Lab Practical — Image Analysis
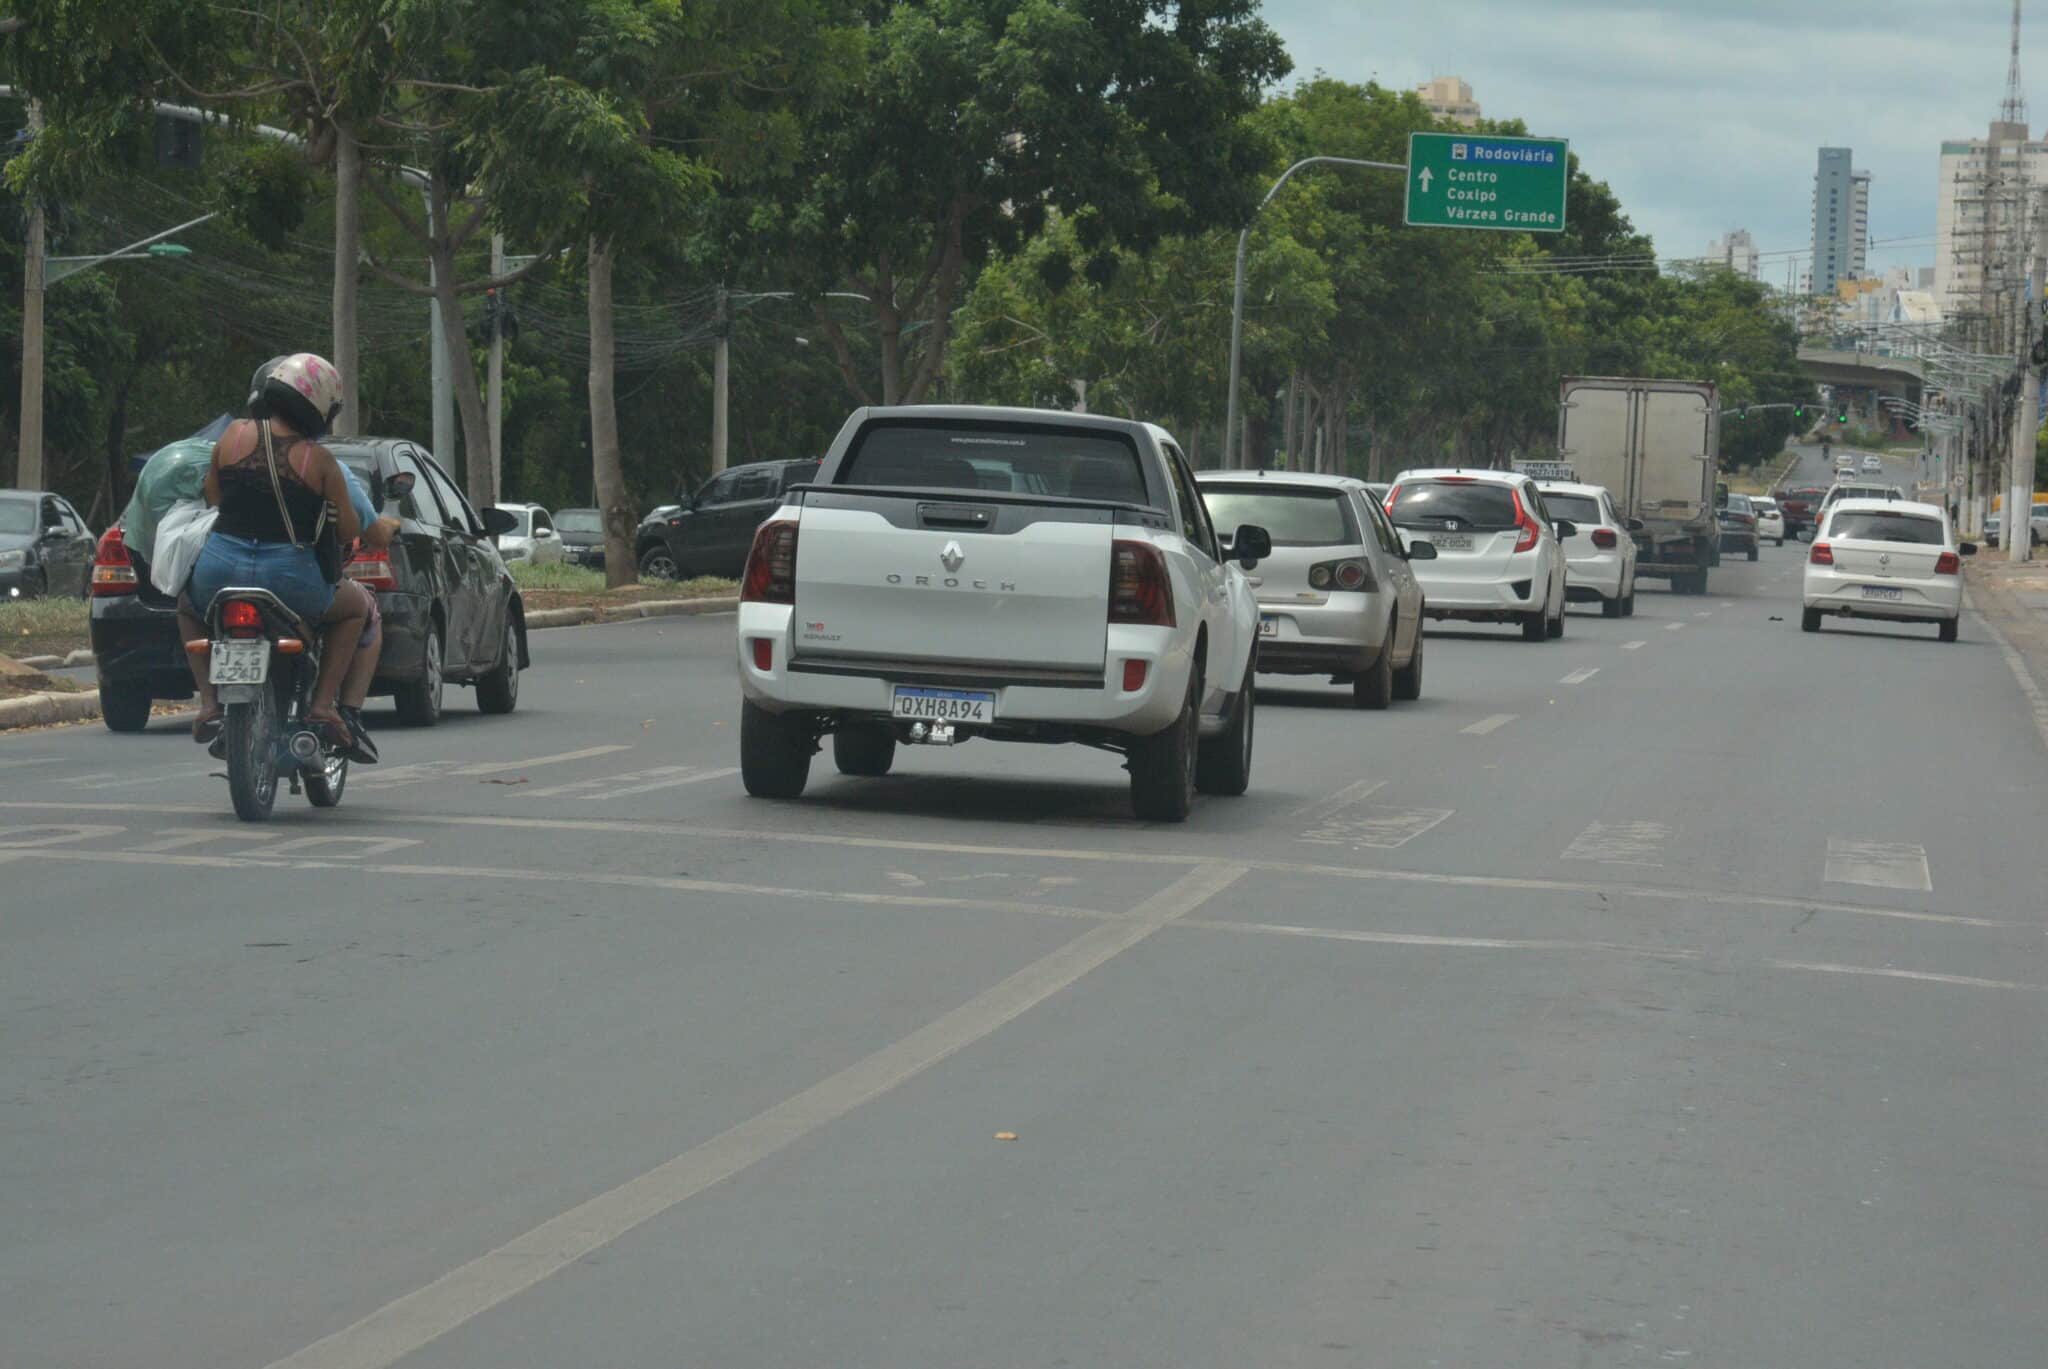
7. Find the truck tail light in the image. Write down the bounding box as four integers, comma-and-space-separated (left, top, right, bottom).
344, 548, 398, 592
1591, 528, 1618, 549
91, 526, 137, 596
1511, 490, 1540, 554
1935, 551, 1960, 575
1809, 542, 1834, 566
741, 521, 799, 604
1109, 540, 1176, 627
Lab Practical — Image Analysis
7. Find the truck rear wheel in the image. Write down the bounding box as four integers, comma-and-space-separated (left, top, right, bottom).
1131, 668, 1199, 822
1195, 656, 1254, 797
741, 700, 814, 798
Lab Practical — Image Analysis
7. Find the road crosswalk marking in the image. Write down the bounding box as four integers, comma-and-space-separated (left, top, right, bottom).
1825, 839, 1932, 892
1559, 667, 1600, 685
1665, 622, 1686, 632
1300, 803, 1454, 850
1460, 713, 1516, 735
1562, 820, 1669, 866
1620, 641, 1647, 651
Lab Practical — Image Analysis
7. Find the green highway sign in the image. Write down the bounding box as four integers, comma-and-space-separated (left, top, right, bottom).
1404, 132, 1570, 234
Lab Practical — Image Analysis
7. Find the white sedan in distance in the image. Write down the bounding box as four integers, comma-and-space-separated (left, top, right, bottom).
1862, 454, 1884, 472
1803, 498, 1975, 642
1536, 480, 1638, 617
1751, 495, 1786, 546
489, 503, 566, 566
1198, 471, 1431, 708
1386, 469, 1576, 641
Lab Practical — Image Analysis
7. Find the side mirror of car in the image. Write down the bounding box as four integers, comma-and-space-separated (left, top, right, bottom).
384, 471, 417, 501
1232, 523, 1272, 569
535, 526, 555, 538
1959, 542, 1979, 557
1554, 520, 1578, 540
1406, 539, 1439, 561
479, 506, 521, 537
1625, 518, 1645, 533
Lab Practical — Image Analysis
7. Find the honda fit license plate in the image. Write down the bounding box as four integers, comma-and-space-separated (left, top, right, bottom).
892, 686, 993, 723
209, 639, 269, 685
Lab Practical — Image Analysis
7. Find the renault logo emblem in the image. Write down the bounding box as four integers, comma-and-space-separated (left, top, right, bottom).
940, 541, 966, 572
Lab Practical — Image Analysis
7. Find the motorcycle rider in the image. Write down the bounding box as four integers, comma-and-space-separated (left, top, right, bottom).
180, 354, 371, 750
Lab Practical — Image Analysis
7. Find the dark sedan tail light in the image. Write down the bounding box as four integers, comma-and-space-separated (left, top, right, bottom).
91, 527, 138, 596
344, 548, 398, 592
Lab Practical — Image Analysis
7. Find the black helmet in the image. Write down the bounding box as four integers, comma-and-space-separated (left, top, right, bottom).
247, 353, 344, 437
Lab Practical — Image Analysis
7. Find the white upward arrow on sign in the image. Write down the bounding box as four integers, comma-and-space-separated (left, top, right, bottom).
1417, 167, 1435, 193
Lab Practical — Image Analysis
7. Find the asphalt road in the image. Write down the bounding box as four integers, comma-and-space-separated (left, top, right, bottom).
5, 538, 2047, 1368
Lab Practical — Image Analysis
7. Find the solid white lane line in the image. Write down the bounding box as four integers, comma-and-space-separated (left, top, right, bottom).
1461, 714, 1517, 735
584, 767, 740, 801
1620, 641, 1647, 651
448, 745, 634, 777
0, 757, 63, 769
257, 864, 1249, 1369
1766, 960, 2044, 992
1562, 820, 1670, 866
1286, 777, 1387, 822
1559, 667, 1600, 685
517, 765, 700, 798
1665, 623, 1687, 632
1183, 918, 1697, 960
1825, 839, 1932, 893
0, 803, 2014, 931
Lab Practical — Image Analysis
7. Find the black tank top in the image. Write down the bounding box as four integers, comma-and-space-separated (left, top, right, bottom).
215, 426, 328, 544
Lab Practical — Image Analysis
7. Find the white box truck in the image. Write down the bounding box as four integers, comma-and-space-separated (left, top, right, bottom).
1556, 377, 1719, 595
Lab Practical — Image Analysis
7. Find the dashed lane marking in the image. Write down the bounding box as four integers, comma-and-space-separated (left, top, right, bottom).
449, 745, 633, 777
0, 823, 125, 848
1461, 714, 1517, 735
1693, 610, 1712, 617
516, 765, 734, 800
0, 756, 63, 769
1559, 667, 1600, 685
1825, 839, 1932, 893
0, 804, 2014, 931
1764, 960, 2045, 993
1183, 918, 1697, 960
253, 863, 1250, 1369
1620, 641, 1647, 651
1286, 777, 1387, 822
1562, 820, 1670, 866
359, 745, 636, 791
1665, 623, 1687, 632
579, 767, 740, 801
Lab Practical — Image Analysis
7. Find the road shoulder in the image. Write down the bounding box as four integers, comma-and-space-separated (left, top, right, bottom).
1964, 559, 2048, 749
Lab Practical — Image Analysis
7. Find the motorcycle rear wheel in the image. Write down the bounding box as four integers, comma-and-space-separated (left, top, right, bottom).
225, 684, 281, 822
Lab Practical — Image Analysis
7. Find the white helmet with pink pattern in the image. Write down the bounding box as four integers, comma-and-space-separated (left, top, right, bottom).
248, 352, 344, 437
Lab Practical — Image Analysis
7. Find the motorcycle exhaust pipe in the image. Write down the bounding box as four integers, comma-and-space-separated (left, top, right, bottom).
287, 730, 323, 765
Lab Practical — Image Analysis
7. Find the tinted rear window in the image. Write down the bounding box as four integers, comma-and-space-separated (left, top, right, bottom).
555, 510, 601, 533
839, 422, 1149, 503
1391, 480, 1518, 529
1200, 487, 1356, 547
1829, 512, 1945, 544
1541, 493, 1602, 523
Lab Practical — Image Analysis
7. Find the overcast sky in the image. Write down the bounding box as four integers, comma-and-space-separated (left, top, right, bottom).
1261, 1, 2019, 281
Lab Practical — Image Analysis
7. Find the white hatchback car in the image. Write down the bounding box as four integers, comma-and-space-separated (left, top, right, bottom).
1750, 495, 1786, 545
1387, 469, 1575, 641
1803, 498, 1975, 641
1198, 471, 1430, 708
1862, 454, 1884, 472
489, 503, 566, 566
1536, 480, 1638, 618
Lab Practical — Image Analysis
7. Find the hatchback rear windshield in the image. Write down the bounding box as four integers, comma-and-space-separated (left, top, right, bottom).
1724, 495, 1753, 514
1390, 480, 1519, 530
555, 510, 601, 533
838, 423, 1149, 503
1199, 487, 1356, 547
1829, 511, 1945, 545
1541, 493, 1602, 523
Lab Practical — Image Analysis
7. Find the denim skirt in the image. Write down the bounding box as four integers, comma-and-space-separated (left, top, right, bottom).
188, 533, 335, 623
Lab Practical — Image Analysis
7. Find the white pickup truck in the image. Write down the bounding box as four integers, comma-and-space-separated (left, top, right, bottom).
735, 406, 1271, 820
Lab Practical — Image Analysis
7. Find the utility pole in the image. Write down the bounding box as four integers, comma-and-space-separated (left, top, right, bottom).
14, 101, 45, 492
711, 285, 730, 475
487, 233, 506, 501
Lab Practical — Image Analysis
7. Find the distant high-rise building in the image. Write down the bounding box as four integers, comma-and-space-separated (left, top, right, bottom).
1810, 148, 1871, 295
1415, 76, 1481, 127
1934, 121, 2048, 320
1705, 229, 1761, 279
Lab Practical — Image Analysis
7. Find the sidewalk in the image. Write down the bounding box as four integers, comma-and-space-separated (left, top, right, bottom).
1963, 558, 2048, 750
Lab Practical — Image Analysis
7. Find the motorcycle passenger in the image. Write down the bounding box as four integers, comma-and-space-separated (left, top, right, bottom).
180, 354, 368, 748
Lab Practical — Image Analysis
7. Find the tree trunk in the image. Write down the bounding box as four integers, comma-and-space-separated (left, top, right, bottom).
874, 257, 903, 406
1282, 374, 1298, 468
103, 374, 132, 519
425, 172, 495, 509
331, 127, 362, 436
588, 238, 633, 588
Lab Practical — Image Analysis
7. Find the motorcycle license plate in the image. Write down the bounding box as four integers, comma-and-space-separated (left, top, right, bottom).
891, 686, 993, 723
210, 639, 270, 685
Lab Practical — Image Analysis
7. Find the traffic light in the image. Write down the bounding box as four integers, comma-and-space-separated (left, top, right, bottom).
1793, 405, 1804, 419
1736, 407, 1747, 420
1837, 406, 1849, 423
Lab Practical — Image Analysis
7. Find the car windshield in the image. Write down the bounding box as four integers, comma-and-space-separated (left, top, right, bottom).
1390, 480, 1518, 530
1541, 493, 1602, 523
839, 422, 1149, 503
0, 499, 37, 535
555, 510, 601, 533
1830, 511, 1946, 545
1200, 487, 1355, 547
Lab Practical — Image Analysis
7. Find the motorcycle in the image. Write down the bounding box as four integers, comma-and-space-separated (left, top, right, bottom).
199, 588, 349, 820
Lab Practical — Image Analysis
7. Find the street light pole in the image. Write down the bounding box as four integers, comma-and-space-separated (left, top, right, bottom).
711, 285, 730, 475
1224, 156, 1405, 470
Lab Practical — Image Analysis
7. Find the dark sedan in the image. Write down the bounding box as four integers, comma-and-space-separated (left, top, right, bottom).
90, 437, 529, 732
0, 490, 95, 600
555, 507, 605, 567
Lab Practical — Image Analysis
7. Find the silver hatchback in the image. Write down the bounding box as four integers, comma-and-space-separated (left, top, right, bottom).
1197, 472, 1432, 708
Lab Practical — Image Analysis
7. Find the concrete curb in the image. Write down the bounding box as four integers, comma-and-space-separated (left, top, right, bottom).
0, 689, 101, 731
525, 596, 738, 630
9, 649, 93, 670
